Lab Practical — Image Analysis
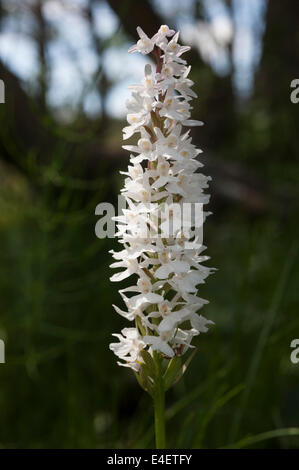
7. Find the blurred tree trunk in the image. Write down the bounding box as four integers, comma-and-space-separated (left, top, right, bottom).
253, 1, 299, 164
87, 1, 111, 123
0, 58, 47, 158
193, 0, 236, 153
32, 0, 49, 112
106, 0, 164, 38
255, 1, 299, 105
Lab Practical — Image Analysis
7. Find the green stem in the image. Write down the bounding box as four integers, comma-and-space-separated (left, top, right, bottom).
153, 353, 166, 449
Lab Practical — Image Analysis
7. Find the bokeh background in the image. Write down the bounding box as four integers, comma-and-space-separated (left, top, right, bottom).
0, 0, 298, 449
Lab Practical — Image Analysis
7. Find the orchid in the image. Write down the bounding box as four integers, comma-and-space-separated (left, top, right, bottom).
109, 25, 215, 449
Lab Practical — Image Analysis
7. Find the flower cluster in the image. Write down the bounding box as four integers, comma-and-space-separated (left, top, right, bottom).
109, 25, 215, 375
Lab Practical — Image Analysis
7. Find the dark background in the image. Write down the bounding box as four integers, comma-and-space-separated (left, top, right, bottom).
0, 0, 298, 449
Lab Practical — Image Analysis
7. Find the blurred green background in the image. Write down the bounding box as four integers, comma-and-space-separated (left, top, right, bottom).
0, 0, 298, 449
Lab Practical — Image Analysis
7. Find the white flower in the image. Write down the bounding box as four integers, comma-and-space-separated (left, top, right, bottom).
152, 25, 176, 46
171, 328, 198, 355
175, 66, 197, 98
109, 25, 214, 370
128, 27, 154, 55
144, 333, 175, 358
159, 310, 214, 335
155, 252, 189, 280
110, 258, 143, 282
110, 328, 145, 371
158, 86, 192, 122
163, 32, 191, 59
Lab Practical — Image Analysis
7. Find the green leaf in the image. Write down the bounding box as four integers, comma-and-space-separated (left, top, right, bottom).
134, 367, 154, 397
140, 364, 154, 397
134, 371, 148, 393
172, 348, 198, 387
223, 427, 299, 449
193, 383, 244, 447
136, 316, 146, 336
166, 367, 229, 421
163, 356, 182, 391
140, 350, 156, 379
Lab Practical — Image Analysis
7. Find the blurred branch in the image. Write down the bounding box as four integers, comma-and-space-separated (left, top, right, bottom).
200, 153, 294, 215
0, 55, 293, 214
88, 146, 295, 215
